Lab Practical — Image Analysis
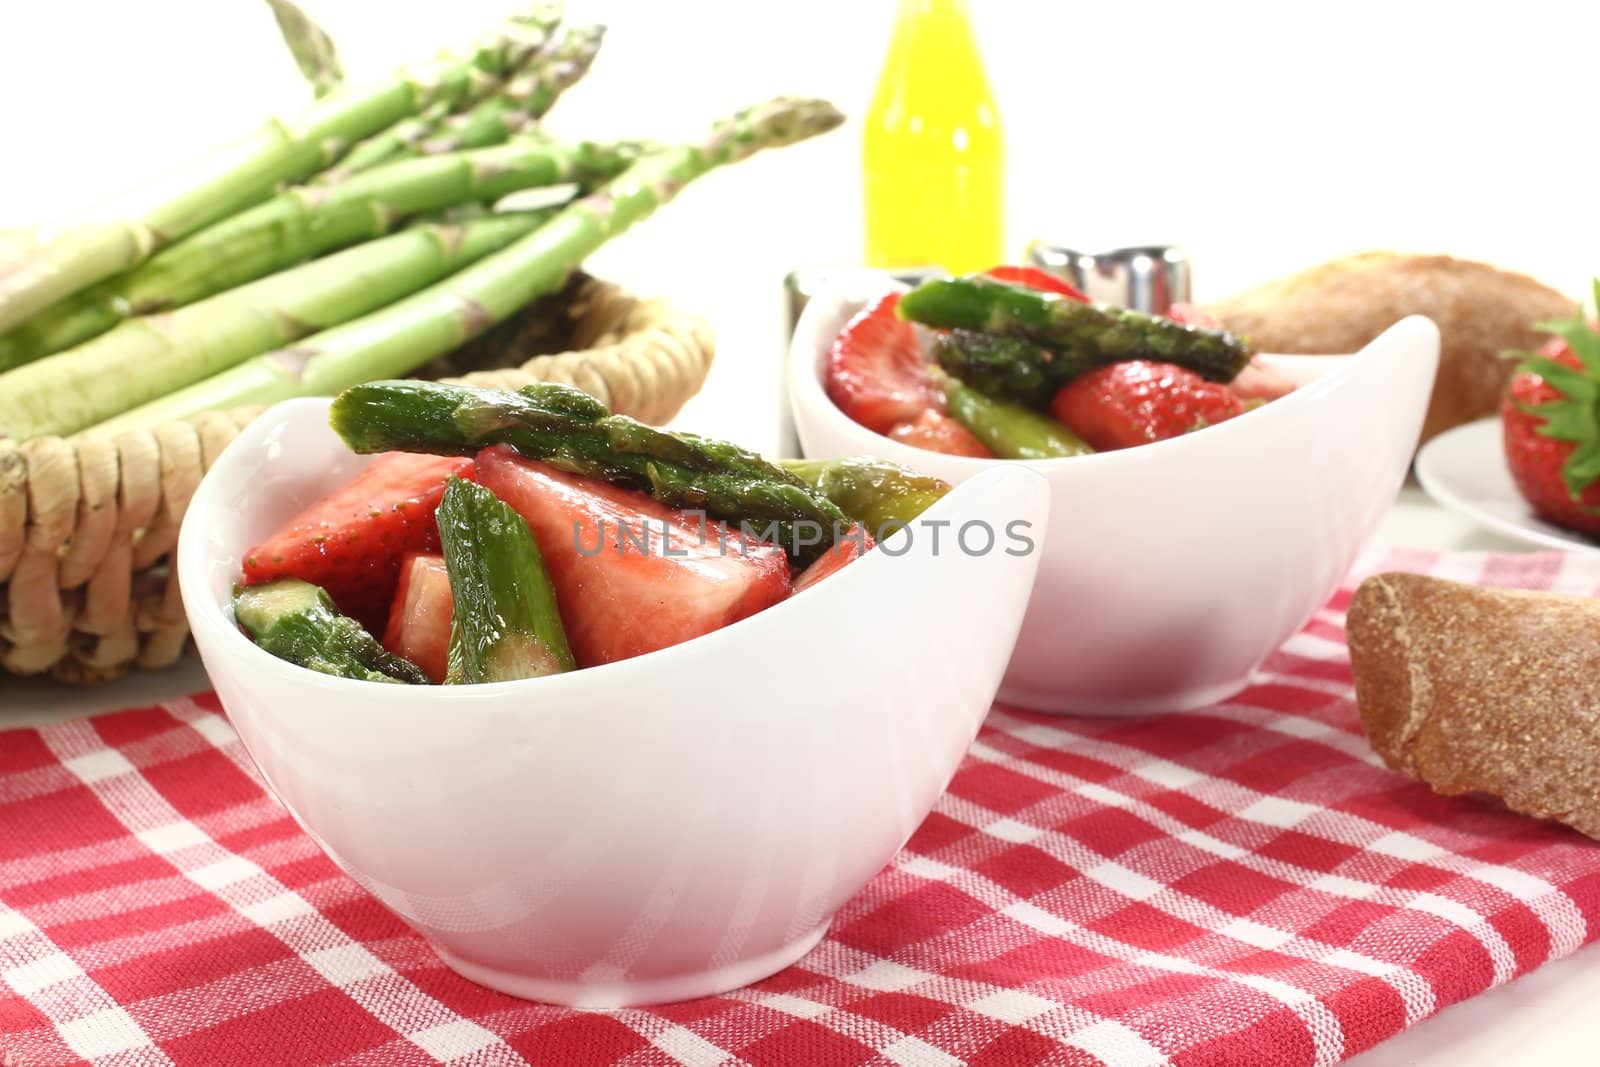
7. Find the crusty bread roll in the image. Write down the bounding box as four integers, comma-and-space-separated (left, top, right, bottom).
1347, 571, 1600, 839
1206, 254, 1573, 443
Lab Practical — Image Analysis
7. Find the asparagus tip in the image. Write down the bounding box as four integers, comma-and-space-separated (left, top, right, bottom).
710, 97, 846, 161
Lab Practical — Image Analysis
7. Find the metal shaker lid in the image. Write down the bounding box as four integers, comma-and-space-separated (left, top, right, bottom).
1026, 243, 1192, 314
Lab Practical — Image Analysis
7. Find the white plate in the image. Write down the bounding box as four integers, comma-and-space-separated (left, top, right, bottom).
789, 271, 1439, 714
1415, 417, 1600, 555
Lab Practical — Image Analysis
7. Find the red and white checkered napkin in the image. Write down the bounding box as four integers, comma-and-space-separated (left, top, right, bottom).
5, 549, 1600, 1067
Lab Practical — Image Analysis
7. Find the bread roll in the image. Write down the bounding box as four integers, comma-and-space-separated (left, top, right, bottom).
1206, 254, 1573, 442
1347, 571, 1600, 838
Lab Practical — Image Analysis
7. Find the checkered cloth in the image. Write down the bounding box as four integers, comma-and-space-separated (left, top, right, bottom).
4, 549, 1600, 1067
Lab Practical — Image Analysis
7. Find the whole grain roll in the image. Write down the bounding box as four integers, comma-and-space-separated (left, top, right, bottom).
1347, 571, 1600, 839
1206, 254, 1574, 443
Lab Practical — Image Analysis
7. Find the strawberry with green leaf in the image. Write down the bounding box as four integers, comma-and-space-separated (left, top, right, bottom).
1502, 282, 1600, 536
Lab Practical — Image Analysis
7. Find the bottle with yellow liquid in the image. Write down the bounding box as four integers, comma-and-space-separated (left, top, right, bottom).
863, 0, 1004, 274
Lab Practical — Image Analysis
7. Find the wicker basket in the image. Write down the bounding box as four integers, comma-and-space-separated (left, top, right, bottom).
0, 274, 714, 683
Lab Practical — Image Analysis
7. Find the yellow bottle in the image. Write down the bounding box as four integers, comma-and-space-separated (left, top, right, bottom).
862, 0, 1004, 274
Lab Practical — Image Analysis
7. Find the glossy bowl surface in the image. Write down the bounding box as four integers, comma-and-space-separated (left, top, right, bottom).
789, 273, 1439, 714
178, 397, 1049, 1005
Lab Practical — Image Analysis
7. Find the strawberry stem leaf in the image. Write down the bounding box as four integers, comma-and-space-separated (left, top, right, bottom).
1520, 290, 1600, 502
1534, 310, 1600, 375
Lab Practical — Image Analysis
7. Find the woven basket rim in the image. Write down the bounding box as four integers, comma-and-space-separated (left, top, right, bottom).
0, 273, 715, 683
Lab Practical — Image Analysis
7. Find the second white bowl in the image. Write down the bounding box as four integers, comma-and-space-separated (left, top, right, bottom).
789, 275, 1439, 715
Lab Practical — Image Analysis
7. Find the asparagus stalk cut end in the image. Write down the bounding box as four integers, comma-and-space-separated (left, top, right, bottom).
234, 578, 427, 683
436, 477, 575, 682
777, 457, 951, 537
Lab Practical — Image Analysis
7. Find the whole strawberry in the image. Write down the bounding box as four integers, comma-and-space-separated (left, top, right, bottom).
1051, 359, 1247, 451
1502, 295, 1600, 536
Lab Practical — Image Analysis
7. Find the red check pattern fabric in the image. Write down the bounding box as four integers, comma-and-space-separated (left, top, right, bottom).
4, 548, 1600, 1067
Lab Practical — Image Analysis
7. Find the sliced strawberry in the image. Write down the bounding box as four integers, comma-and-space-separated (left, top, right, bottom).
1165, 302, 1223, 330
474, 446, 792, 667
1051, 360, 1248, 451
984, 264, 1091, 302
887, 409, 995, 458
794, 526, 874, 594
242, 453, 474, 630
1227, 359, 1297, 402
826, 291, 944, 433
382, 553, 453, 683
1166, 303, 1295, 400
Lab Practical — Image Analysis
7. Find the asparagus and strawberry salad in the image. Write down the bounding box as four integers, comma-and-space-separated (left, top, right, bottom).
233, 381, 948, 684
826, 266, 1297, 457
0, 2, 842, 441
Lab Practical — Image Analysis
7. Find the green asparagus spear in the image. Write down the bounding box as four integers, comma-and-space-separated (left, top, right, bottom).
112, 97, 845, 424
942, 376, 1094, 460
7, 213, 549, 441
421, 25, 606, 156
444, 625, 469, 685
329, 380, 850, 559
934, 329, 1091, 408
234, 579, 427, 683
899, 277, 1253, 383
265, 0, 343, 97
777, 457, 950, 537
0, 5, 564, 336
328, 98, 462, 182
313, 5, 565, 179
0, 137, 639, 368
435, 477, 574, 682
323, 17, 595, 181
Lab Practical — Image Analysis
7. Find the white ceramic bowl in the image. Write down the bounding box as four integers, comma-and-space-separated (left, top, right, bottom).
177, 397, 1048, 1006
789, 274, 1439, 715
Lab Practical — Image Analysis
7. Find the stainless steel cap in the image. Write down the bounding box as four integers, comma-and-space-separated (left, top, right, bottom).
1026, 243, 1192, 314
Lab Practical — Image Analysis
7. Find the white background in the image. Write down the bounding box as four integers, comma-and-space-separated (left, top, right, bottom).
2, 2, 1598, 1063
